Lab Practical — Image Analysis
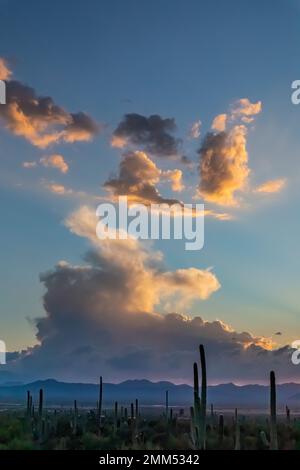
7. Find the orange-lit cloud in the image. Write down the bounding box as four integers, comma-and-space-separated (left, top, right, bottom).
211, 113, 227, 132
104, 151, 230, 219
104, 150, 184, 205
111, 135, 128, 148
0, 58, 100, 148
199, 98, 262, 206
231, 98, 262, 123
0, 58, 12, 80
162, 169, 184, 192
199, 125, 249, 206
254, 178, 287, 194
6, 206, 294, 383
65, 205, 220, 311
40, 154, 69, 173
45, 183, 72, 196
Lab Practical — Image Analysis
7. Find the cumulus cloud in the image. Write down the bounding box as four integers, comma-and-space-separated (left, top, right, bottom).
23, 154, 69, 173
104, 151, 230, 219
162, 169, 184, 192
4, 207, 296, 383
189, 120, 201, 139
0, 58, 12, 80
198, 125, 250, 206
254, 178, 286, 194
111, 113, 181, 158
0, 59, 100, 148
231, 98, 262, 123
104, 150, 184, 205
40, 154, 69, 173
211, 113, 227, 132
198, 98, 263, 206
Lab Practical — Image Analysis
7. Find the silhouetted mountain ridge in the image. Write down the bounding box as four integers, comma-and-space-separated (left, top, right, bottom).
1, 379, 300, 408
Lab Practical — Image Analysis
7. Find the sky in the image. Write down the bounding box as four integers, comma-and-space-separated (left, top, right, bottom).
0, 0, 300, 384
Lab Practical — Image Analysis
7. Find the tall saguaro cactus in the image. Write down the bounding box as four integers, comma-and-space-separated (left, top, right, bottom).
73, 399, 78, 435
191, 344, 207, 450
38, 388, 44, 442
38, 389, 43, 418
270, 370, 278, 450
98, 376, 103, 433
165, 390, 169, 422
193, 362, 200, 447
218, 414, 224, 448
234, 408, 240, 450
114, 401, 118, 432
286, 405, 290, 425
199, 344, 207, 449
135, 398, 139, 432
26, 391, 31, 417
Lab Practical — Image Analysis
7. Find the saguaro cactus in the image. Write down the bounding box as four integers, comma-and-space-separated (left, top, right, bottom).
114, 401, 118, 432
98, 376, 103, 433
190, 406, 196, 447
193, 362, 201, 447
218, 414, 224, 448
130, 402, 136, 443
191, 345, 207, 450
38, 388, 43, 418
234, 408, 240, 450
26, 391, 31, 417
135, 398, 139, 432
165, 390, 169, 422
38, 389, 44, 442
270, 370, 278, 450
73, 400, 78, 435
199, 344, 207, 449
131, 402, 134, 421
286, 405, 290, 424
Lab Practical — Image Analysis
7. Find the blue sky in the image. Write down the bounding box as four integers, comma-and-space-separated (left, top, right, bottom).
0, 0, 300, 382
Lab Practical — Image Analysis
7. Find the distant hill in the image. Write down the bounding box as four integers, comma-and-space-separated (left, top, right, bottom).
1, 379, 300, 409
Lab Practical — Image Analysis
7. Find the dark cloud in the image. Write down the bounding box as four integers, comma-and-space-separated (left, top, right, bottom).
0, 77, 100, 148
111, 113, 181, 158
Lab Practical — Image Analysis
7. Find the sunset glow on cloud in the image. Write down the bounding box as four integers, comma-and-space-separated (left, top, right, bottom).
254, 178, 287, 194
0, 0, 298, 390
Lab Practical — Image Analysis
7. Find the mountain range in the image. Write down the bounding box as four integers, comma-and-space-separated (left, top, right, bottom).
1, 379, 300, 409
